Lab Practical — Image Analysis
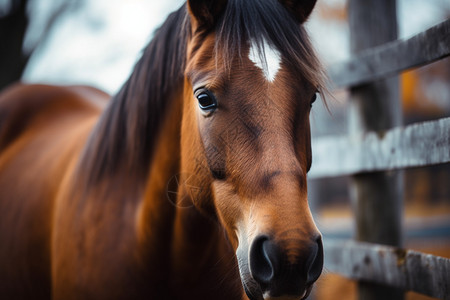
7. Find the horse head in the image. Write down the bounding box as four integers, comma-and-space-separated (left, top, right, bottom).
179, 0, 325, 299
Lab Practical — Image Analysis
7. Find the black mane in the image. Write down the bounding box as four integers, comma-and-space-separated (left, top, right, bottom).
78, 4, 188, 187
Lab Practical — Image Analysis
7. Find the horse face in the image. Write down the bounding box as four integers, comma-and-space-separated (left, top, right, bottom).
185, 1, 323, 299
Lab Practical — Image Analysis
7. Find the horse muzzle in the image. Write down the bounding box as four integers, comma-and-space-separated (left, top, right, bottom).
238, 234, 323, 300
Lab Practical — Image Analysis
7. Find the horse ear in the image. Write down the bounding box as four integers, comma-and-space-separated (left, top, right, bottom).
279, 0, 317, 23
187, 0, 227, 31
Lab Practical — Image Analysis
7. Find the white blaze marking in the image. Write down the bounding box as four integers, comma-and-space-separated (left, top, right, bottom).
248, 39, 281, 82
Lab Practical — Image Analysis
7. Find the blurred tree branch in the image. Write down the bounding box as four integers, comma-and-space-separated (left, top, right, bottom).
0, 0, 82, 90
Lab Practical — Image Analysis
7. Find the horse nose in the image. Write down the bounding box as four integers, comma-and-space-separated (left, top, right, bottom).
249, 235, 323, 297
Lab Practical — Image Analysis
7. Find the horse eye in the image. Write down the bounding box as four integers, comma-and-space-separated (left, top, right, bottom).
195, 89, 217, 115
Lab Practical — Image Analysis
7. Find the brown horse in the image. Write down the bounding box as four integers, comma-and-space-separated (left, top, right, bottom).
0, 0, 326, 299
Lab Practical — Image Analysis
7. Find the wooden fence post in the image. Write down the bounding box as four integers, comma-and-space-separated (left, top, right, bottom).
348, 0, 404, 299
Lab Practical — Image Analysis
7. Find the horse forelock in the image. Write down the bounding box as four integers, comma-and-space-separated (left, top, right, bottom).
214, 0, 326, 90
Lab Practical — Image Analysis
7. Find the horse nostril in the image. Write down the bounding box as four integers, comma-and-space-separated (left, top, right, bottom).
249, 235, 277, 287
306, 236, 324, 285
248, 235, 323, 297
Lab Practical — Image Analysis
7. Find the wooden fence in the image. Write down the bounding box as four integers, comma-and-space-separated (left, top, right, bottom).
309, 0, 450, 299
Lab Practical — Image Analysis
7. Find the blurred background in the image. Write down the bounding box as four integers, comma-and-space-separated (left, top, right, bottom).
1, 0, 449, 299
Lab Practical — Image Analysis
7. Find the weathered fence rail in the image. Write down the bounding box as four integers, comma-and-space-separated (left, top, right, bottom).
310, 117, 450, 179
329, 19, 450, 88
324, 240, 450, 300
312, 1, 450, 299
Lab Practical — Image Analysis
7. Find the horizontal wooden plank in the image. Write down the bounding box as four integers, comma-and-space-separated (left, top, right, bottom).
329, 19, 450, 88
324, 240, 450, 299
309, 117, 450, 179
